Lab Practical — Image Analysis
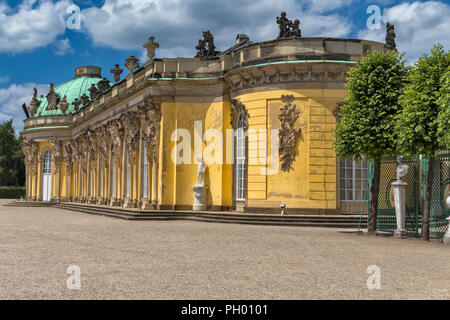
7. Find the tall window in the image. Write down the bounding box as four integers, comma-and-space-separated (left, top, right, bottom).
143, 145, 148, 197
42, 151, 52, 202
235, 113, 246, 201
340, 158, 368, 201
88, 157, 92, 196
126, 151, 131, 198
43, 151, 52, 174
99, 155, 103, 197
111, 157, 116, 197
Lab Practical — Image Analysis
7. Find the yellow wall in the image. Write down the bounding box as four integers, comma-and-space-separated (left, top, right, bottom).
160, 100, 232, 208
235, 89, 347, 210
33, 88, 347, 211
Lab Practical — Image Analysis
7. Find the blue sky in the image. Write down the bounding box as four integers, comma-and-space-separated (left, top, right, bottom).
1, 0, 449, 133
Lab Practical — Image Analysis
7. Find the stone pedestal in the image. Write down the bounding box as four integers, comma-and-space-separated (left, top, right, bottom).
393, 180, 407, 239
444, 217, 450, 245
193, 184, 207, 211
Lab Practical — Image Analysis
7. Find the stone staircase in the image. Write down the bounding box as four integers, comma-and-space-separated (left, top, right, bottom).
3, 201, 367, 228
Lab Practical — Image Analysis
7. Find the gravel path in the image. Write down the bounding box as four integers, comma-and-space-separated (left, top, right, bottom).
0, 199, 449, 300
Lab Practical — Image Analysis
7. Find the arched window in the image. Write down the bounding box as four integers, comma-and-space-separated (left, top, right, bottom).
43, 150, 52, 174
235, 113, 247, 201
42, 150, 52, 201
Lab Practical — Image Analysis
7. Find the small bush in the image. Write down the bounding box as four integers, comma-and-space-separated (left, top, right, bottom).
0, 186, 26, 199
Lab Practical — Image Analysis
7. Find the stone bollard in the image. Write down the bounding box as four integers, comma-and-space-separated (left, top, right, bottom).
393, 180, 407, 238
444, 217, 450, 245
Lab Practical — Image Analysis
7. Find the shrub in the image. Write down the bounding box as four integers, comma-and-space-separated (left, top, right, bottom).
0, 186, 26, 199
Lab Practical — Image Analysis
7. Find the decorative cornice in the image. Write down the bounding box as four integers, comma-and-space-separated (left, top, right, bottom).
230, 99, 249, 129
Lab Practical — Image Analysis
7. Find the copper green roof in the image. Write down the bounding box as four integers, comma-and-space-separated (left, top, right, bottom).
34, 76, 102, 117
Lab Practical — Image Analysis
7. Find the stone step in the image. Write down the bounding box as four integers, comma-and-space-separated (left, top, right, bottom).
56, 203, 367, 228
58, 203, 366, 221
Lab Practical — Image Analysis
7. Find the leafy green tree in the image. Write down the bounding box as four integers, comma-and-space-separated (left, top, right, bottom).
395, 44, 450, 241
334, 50, 408, 232
437, 70, 450, 146
0, 119, 25, 186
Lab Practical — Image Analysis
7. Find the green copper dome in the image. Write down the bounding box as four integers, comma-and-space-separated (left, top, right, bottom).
33, 66, 103, 117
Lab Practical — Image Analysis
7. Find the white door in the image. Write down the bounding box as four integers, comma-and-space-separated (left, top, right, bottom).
42, 151, 52, 202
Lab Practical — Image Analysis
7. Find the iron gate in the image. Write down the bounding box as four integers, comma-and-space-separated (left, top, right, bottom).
361, 156, 420, 236
422, 153, 450, 239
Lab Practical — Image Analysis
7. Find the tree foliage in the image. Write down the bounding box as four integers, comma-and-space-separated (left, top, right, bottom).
437, 70, 450, 147
334, 49, 408, 232
395, 43, 450, 241
0, 119, 25, 186
396, 44, 450, 156
335, 50, 408, 161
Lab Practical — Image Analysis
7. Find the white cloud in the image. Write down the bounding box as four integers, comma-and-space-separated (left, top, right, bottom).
0, 0, 72, 53
54, 38, 74, 55
0, 83, 48, 133
81, 0, 353, 57
358, 1, 450, 64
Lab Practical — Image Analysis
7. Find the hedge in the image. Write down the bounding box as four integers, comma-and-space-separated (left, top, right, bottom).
0, 186, 26, 199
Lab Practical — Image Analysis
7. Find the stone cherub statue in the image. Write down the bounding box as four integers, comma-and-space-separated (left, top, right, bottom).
396, 156, 409, 181
276, 12, 301, 39
197, 155, 205, 186
277, 12, 291, 38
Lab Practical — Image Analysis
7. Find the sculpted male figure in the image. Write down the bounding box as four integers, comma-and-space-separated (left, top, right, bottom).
197, 155, 205, 186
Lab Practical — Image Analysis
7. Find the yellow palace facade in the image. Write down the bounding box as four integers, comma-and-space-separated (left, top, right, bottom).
20, 29, 386, 214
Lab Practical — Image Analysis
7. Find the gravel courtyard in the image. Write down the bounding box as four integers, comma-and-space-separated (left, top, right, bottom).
0, 199, 449, 300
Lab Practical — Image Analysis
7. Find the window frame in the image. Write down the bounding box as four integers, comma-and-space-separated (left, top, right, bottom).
339, 158, 368, 202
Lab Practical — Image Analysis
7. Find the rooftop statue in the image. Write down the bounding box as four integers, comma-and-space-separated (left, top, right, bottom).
143, 36, 159, 60
195, 30, 220, 58
385, 22, 397, 50
110, 64, 123, 83
276, 12, 301, 39
28, 88, 39, 116
125, 55, 140, 72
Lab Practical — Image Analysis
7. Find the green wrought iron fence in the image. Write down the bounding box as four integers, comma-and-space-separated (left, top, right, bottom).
359, 157, 420, 236
421, 153, 450, 239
